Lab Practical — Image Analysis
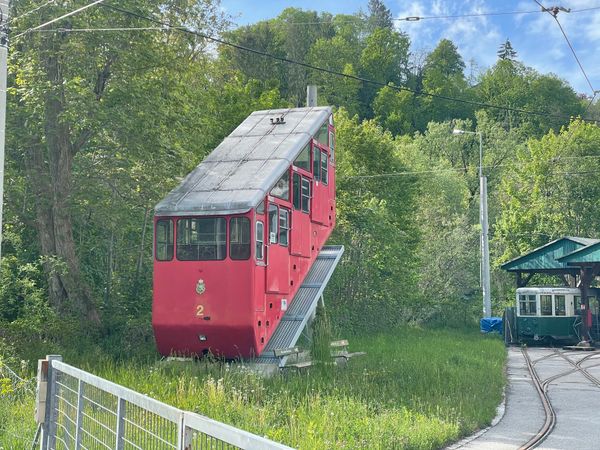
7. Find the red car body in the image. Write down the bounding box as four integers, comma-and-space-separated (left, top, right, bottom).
152, 107, 336, 358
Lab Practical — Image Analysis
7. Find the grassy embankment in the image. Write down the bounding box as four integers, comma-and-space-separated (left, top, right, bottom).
1, 327, 505, 449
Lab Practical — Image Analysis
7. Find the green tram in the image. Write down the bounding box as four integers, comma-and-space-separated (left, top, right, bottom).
504, 287, 600, 344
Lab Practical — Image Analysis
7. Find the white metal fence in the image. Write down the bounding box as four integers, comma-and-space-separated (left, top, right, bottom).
36, 355, 293, 450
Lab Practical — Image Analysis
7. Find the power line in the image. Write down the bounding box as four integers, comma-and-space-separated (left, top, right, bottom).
8, 0, 55, 24
12, 0, 105, 40
400, 5, 600, 21
341, 154, 600, 180
26, 26, 177, 33
229, 5, 600, 27
95, 3, 597, 125
534, 0, 596, 95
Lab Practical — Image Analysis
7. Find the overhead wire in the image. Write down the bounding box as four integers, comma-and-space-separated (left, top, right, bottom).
8, 0, 56, 24
228, 5, 600, 27
13, 2, 600, 123
12, 0, 105, 40
534, 0, 595, 95
82, 3, 597, 125
26, 26, 178, 33
340, 153, 600, 180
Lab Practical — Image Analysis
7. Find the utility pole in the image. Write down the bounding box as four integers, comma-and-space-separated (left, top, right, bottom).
453, 128, 492, 318
0, 0, 9, 265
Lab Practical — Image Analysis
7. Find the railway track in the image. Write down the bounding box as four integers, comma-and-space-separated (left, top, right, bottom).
519, 347, 600, 450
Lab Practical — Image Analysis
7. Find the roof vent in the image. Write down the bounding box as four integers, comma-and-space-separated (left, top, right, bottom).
270, 116, 286, 125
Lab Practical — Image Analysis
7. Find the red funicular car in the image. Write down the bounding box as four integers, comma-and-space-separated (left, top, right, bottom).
153, 107, 336, 358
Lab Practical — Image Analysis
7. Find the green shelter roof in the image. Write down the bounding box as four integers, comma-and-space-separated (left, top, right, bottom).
501, 236, 599, 273
558, 241, 600, 265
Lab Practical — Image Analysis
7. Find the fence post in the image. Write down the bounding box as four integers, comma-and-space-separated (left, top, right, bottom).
36, 357, 49, 450
180, 413, 192, 450
74, 379, 84, 448
115, 397, 126, 449
46, 355, 62, 450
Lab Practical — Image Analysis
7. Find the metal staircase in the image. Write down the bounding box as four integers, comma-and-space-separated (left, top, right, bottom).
254, 245, 344, 367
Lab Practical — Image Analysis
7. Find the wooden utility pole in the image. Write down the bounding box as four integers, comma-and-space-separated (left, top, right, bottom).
0, 0, 9, 265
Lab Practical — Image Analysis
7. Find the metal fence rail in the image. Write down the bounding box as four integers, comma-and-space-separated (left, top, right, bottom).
37, 356, 292, 450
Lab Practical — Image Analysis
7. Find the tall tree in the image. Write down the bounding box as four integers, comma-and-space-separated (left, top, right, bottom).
367, 0, 394, 31
358, 27, 410, 117
477, 59, 584, 134
8, 0, 230, 324
497, 39, 517, 60
419, 39, 472, 125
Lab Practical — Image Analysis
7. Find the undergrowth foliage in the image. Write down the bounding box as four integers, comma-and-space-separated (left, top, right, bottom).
0, 327, 505, 449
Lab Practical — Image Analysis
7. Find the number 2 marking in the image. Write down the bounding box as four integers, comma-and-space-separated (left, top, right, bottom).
196, 305, 204, 317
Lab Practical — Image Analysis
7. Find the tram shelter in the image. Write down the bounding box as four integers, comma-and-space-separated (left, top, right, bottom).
502, 236, 600, 343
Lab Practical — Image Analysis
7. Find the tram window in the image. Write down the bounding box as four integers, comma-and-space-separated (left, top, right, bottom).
256, 201, 265, 215
270, 171, 290, 201
321, 150, 328, 185
255, 221, 264, 261
540, 295, 553, 316
268, 204, 278, 244
317, 122, 328, 146
155, 219, 174, 261
519, 294, 536, 315
313, 146, 320, 180
301, 177, 311, 213
177, 218, 226, 261
554, 295, 566, 316
293, 173, 301, 210
230, 217, 250, 260
279, 209, 289, 246
293, 144, 311, 172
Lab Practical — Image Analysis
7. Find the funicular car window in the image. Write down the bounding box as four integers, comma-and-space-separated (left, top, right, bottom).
230, 217, 250, 260
293, 173, 301, 210
270, 171, 290, 201
321, 150, 328, 185
155, 219, 174, 261
317, 122, 328, 146
554, 295, 566, 316
177, 218, 226, 261
268, 204, 278, 244
255, 221, 264, 261
313, 146, 320, 179
301, 177, 311, 213
519, 294, 536, 315
540, 295, 553, 316
279, 209, 289, 246
293, 144, 311, 172
329, 130, 335, 160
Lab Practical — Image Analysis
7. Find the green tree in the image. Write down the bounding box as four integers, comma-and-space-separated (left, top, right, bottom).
358, 27, 410, 117
367, 0, 394, 31
328, 109, 419, 331
495, 120, 600, 262
497, 39, 518, 60
420, 39, 472, 125
7, 0, 233, 325
477, 59, 584, 134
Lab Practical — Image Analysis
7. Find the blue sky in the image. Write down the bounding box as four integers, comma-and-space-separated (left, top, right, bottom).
220, 0, 600, 96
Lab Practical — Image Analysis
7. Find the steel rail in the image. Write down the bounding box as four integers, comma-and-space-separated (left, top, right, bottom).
554, 349, 600, 387
520, 348, 600, 449
519, 347, 557, 450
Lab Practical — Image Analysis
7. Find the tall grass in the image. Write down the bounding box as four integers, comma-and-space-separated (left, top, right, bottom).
0, 327, 505, 449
